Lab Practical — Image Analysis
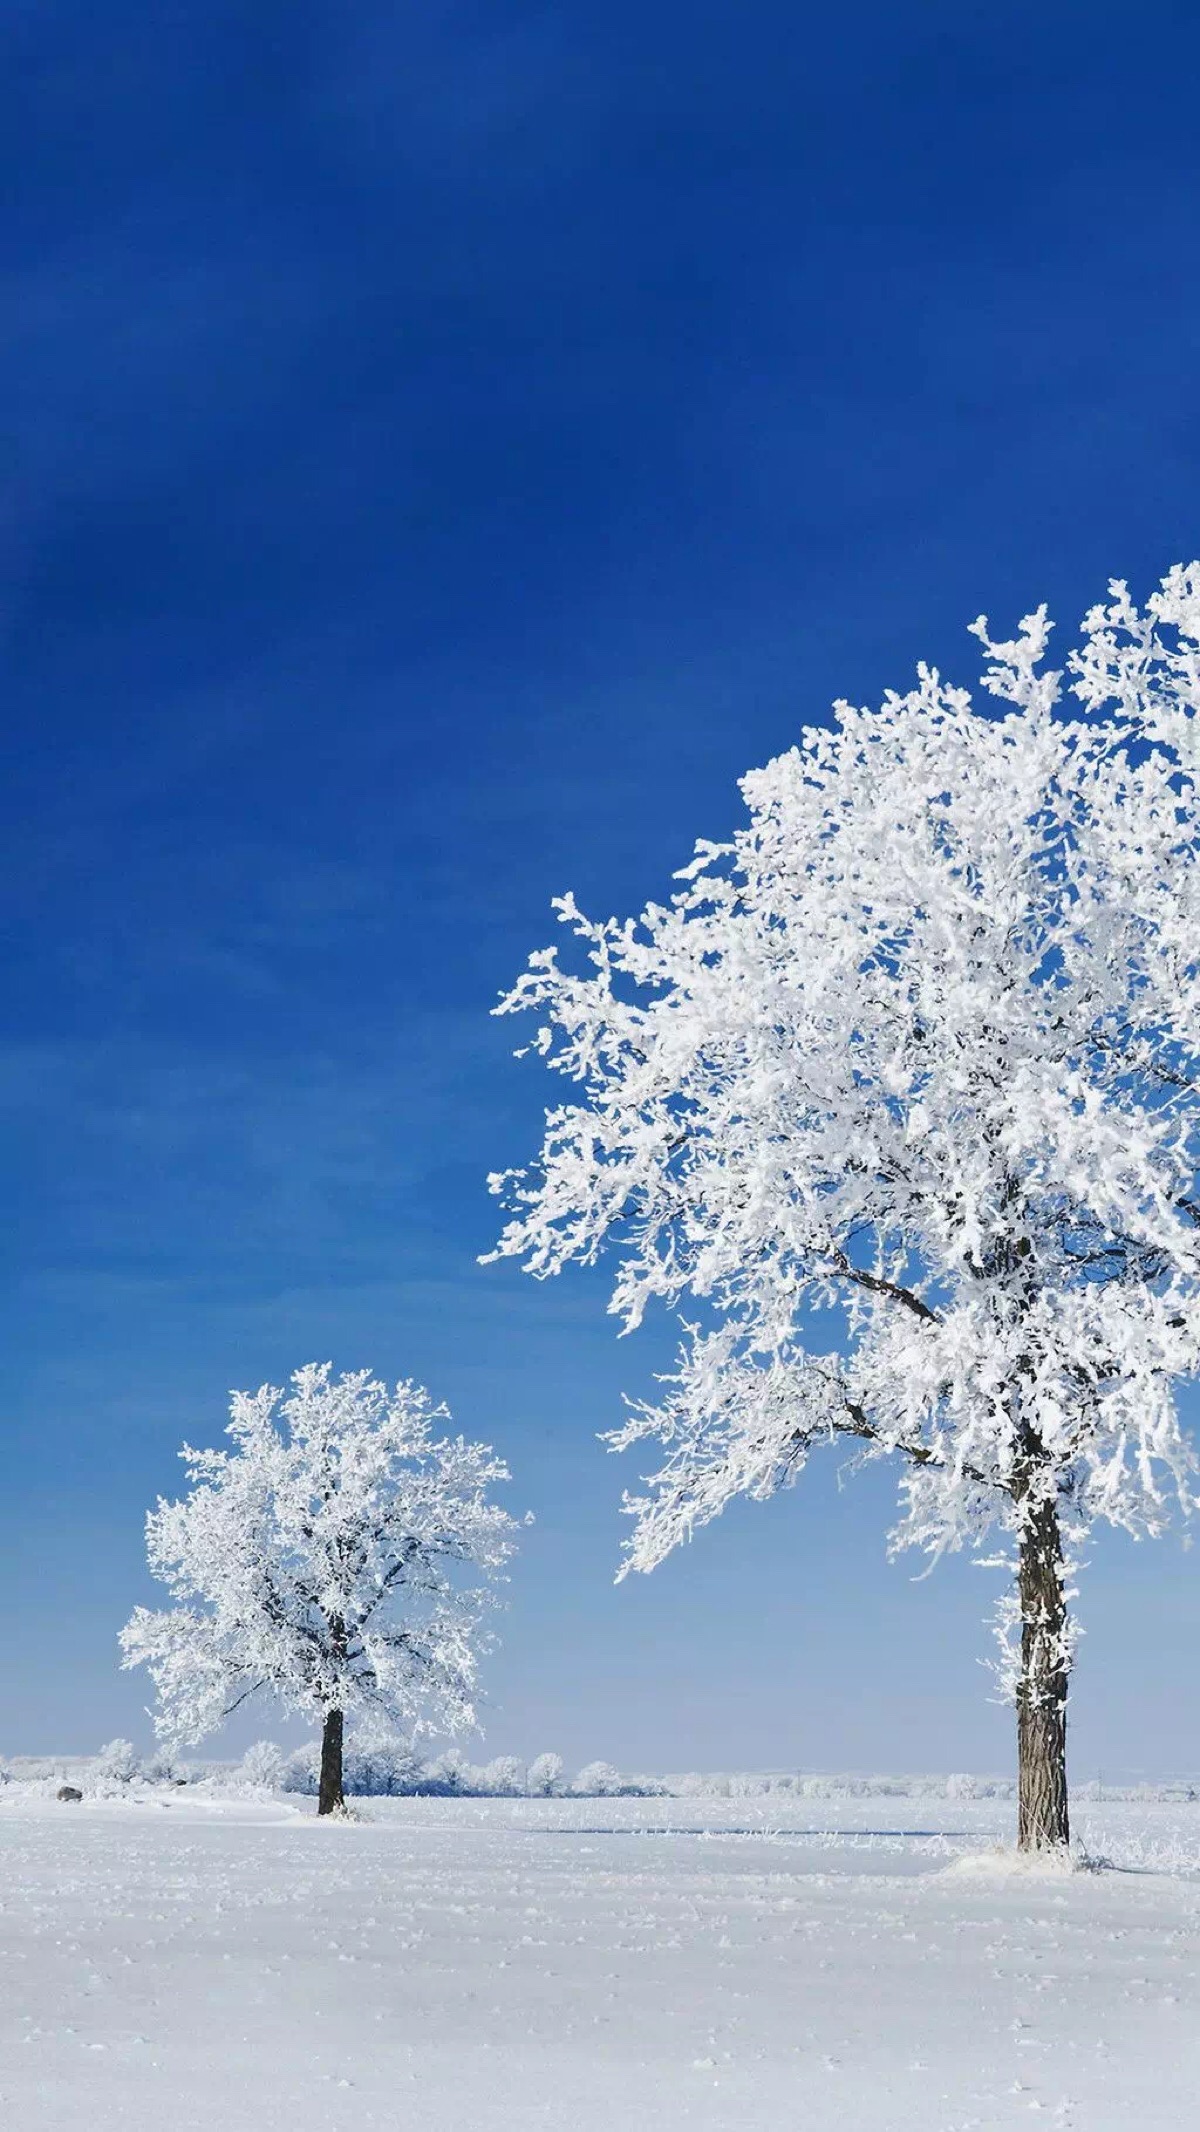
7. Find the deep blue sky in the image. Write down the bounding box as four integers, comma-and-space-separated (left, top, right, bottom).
4, 0, 1200, 1773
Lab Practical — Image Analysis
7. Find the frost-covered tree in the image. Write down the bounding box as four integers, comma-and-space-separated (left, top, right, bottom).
527, 1751, 564, 1796
488, 567, 1200, 1850
121, 1363, 520, 1814
238, 1740, 285, 1791
142, 1748, 183, 1786
94, 1738, 139, 1786
480, 1753, 525, 1795
423, 1748, 469, 1795
573, 1758, 624, 1797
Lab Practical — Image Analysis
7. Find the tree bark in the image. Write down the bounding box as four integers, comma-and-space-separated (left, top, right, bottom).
317, 1706, 345, 1817
1015, 1493, 1070, 1851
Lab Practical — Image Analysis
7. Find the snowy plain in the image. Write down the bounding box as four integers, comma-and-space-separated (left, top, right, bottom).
2, 1787, 1199, 2130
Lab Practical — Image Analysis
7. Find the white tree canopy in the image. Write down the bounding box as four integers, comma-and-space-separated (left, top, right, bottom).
121, 1363, 520, 1748
487, 569, 1200, 1634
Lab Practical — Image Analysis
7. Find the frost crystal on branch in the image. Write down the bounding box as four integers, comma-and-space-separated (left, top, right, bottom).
120, 1364, 521, 1752
487, 568, 1200, 1845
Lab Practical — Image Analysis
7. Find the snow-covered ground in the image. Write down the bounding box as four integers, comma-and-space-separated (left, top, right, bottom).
2, 1787, 1199, 2130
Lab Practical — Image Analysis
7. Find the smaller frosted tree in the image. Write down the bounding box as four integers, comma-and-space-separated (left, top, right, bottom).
527, 1751, 564, 1796
120, 1363, 520, 1814
482, 1753, 526, 1795
238, 1740, 285, 1791
94, 1738, 139, 1786
574, 1759, 624, 1797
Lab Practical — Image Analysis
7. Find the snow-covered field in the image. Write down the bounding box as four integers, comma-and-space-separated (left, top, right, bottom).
2, 1787, 1199, 2130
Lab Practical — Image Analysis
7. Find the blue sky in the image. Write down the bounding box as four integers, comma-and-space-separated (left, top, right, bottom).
4, 0, 1200, 1773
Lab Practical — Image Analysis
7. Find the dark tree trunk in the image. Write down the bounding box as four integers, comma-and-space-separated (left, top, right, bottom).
1015, 1493, 1070, 1851
318, 1706, 345, 1817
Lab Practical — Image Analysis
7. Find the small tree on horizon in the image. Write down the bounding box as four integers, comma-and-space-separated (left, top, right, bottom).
487, 567, 1200, 1851
527, 1751, 564, 1795
120, 1363, 519, 1814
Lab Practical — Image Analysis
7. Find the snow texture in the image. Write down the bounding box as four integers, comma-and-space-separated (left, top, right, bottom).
1, 1784, 1199, 2129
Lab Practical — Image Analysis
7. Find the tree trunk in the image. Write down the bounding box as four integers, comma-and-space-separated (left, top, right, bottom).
317, 1706, 345, 1817
1015, 1493, 1070, 1851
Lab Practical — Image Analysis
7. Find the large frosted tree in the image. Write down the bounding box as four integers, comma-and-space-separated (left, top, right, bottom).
488, 567, 1200, 1850
121, 1364, 519, 1813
